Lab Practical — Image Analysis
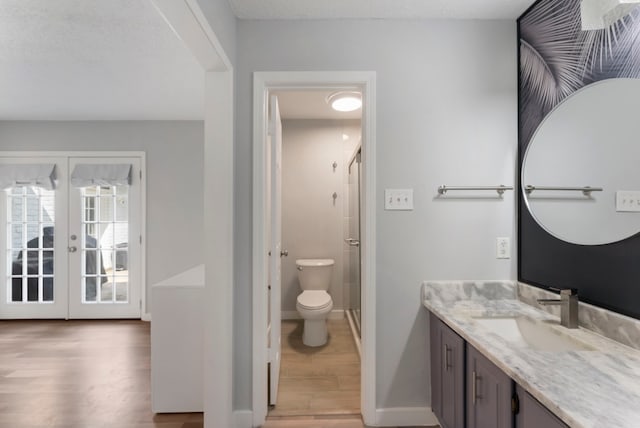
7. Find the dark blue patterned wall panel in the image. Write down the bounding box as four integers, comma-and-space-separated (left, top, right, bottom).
518, 0, 640, 319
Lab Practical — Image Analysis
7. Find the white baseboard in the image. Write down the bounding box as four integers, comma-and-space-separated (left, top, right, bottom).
374, 407, 439, 427
231, 407, 435, 427
232, 410, 253, 428
141, 312, 151, 322
281, 309, 344, 320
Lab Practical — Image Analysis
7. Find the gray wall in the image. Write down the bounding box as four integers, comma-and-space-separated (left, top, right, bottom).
234, 19, 517, 412
0, 121, 205, 314
281, 119, 360, 314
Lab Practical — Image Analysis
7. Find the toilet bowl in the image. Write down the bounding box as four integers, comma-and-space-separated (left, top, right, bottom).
296, 259, 334, 347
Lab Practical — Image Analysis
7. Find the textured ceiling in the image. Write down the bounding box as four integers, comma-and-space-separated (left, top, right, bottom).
0, 0, 203, 120
0, 0, 533, 120
229, 0, 534, 20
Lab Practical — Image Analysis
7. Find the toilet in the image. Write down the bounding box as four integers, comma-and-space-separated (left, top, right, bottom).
295, 258, 334, 347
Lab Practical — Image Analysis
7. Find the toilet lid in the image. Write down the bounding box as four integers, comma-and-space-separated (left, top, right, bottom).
297, 291, 332, 310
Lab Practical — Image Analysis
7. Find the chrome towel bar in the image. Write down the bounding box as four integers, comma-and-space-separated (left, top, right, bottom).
437, 185, 513, 196
524, 185, 603, 195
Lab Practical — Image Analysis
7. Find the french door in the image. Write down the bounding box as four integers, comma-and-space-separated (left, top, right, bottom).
0, 155, 143, 319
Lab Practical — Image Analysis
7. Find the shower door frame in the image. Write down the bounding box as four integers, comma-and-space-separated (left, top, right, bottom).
251, 71, 377, 426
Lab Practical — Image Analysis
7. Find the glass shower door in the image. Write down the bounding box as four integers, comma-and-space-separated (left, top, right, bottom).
346, 150, 362, 336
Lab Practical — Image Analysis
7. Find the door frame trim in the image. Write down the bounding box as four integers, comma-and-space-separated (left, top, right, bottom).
0, 151, 147, 318
252, 71, 377, 426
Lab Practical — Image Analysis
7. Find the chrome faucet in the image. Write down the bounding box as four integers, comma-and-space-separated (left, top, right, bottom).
537, 288, 579, 329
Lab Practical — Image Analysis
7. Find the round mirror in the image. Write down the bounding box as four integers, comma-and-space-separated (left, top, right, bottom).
522, 78, 640, 245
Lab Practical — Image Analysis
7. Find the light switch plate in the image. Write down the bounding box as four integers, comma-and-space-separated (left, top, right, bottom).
616, 191, 640, 212
385, 189, 414, 210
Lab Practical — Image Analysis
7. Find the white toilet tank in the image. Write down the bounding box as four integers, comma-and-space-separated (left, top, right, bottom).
296, 259, 334, 291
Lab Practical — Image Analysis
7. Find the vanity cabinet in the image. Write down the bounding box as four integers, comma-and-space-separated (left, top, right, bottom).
429, 312, 568, 428
466, 345, 513, 428
430, 312, 465, 428
515, 385, 568, 428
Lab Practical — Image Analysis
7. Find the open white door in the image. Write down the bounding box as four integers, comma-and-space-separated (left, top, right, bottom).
268, 95, 283, 406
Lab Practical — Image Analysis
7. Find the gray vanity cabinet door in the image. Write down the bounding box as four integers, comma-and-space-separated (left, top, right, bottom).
515, 385, 568, 428
466, 345, 513, 428
430, 313, 465, 428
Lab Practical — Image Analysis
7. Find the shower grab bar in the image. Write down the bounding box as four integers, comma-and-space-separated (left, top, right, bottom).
524, 185, 603, 195
437, 185, 513, 196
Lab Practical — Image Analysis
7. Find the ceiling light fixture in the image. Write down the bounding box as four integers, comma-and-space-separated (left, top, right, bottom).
327, 91, 362, 112
581, 0, 640, 30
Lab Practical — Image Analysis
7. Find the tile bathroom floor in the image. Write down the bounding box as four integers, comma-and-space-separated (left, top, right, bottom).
268, 318, 361, 418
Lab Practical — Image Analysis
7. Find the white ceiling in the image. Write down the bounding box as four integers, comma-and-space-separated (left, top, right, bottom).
0, 0, 533, 121
229, 0, 534, 20
273, 90, 362, 120
0, 0, 204, 120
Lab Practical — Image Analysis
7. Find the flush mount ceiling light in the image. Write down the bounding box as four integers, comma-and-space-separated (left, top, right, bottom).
581, 0, 640, 30
327, 91, 362, 112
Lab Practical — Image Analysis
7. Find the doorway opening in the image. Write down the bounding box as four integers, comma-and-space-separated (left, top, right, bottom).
252, 71, 377, 426
268, 89, 363, 418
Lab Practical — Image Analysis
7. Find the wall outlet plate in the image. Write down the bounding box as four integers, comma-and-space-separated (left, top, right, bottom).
496, 237, 510, 259
384, 189, 414, 210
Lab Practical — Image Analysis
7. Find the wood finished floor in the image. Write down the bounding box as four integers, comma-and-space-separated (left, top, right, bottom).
268, 319, 361, 418
0, 319, 436, 428
0, 320, 203, 428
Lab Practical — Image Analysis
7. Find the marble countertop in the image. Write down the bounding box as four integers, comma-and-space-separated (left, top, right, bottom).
422, 281, 640, 428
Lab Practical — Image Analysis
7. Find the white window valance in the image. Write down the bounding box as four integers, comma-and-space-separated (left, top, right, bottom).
0, 164, 57, 190
70, 164, 132, 187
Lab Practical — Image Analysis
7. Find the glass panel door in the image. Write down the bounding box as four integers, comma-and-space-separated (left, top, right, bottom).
68, 157, 141, 319
1, 155, 142, 320
9, 186, 55, 303
346, 150, 362, 336
81, 185, 130, 304
0, 157, 68, 319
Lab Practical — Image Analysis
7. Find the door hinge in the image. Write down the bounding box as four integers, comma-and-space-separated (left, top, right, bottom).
139, 170, 142, 180
140, 300, 142, 309
139, 235, 142, 244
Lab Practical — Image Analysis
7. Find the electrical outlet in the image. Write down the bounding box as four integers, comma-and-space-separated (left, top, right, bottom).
384, 189, 414, 210
616, 190, 640, 212
496, 237, 510, 259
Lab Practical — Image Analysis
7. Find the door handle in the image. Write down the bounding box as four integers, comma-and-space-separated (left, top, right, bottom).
280, 250, 288, 257
444, 345, 452, 371
68, 246, 77, 253
344, 238, 360, 247
472, 371, 482, 405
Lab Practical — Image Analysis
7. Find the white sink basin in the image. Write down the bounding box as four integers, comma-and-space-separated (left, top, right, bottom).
472, 316, 595, 352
